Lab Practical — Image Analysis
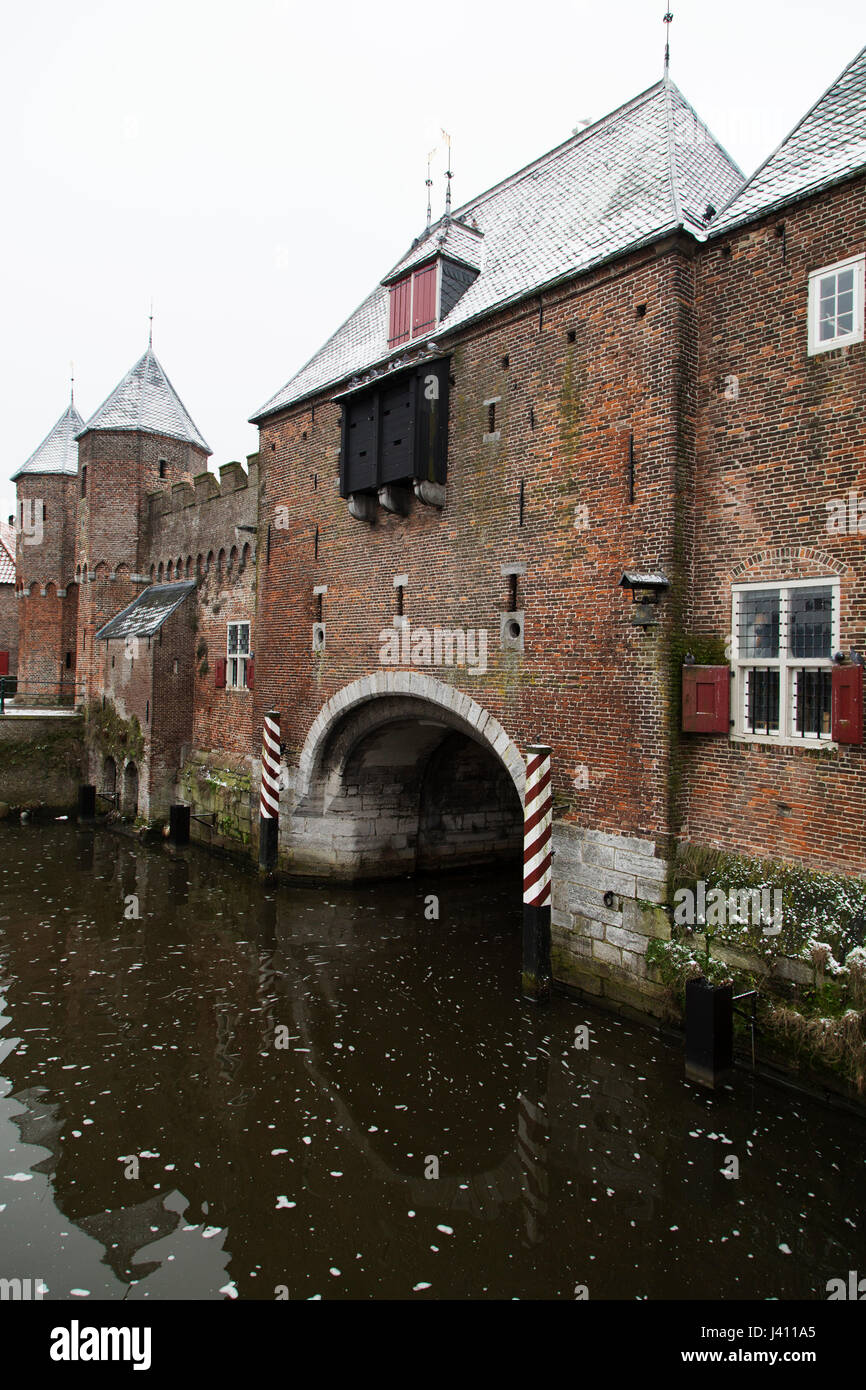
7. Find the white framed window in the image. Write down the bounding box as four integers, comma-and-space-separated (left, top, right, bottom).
807, 253, 865, 355
226, 621, 250, 689
731, 579, 839, 743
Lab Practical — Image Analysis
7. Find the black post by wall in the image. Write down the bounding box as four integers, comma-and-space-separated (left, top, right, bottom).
685, 978, 734, 1089
78, 784, 96, 820
169, 803, 191, 846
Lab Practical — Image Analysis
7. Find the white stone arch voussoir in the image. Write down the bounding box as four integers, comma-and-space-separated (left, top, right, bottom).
298, 671, 526, 802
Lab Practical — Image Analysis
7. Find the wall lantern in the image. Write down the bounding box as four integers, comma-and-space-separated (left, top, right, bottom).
619, 570, 670, 627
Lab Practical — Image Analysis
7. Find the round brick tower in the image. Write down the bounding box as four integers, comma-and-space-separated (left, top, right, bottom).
74, 341, 211, 706
12, 396, 84, 704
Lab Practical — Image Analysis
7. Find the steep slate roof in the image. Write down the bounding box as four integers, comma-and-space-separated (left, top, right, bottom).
253, 79, 744, 420
80, 346, 211, 454
12, 401, 85, 480
0, 521, 15, 584
712, 45, 866, 234
95, 581, 196, 642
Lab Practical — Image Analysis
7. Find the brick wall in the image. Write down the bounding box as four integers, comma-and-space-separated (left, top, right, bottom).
254, 239, 699, 856
0, 584, 18, 676
15, 473, 79, 701
681, 177, 866, 874
74, 429, 208, 708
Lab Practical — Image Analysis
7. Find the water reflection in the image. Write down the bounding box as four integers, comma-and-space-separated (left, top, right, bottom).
0, 823, 864, 1300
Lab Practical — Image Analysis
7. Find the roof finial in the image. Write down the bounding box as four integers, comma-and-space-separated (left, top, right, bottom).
69, 360, 74, 406
441, 129, 453, 219
425, 146, 436, 229
663, 10, 673, 77
148, 296, 154, 348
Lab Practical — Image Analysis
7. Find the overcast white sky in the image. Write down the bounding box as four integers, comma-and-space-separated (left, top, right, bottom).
2, 1, 863, 522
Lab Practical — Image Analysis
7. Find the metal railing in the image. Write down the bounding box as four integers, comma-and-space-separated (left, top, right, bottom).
0, 676, 83, 714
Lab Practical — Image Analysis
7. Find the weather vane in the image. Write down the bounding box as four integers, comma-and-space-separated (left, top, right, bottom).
441, 129, 453, 218
426, 147, 436, 229
664, 11, 673, 77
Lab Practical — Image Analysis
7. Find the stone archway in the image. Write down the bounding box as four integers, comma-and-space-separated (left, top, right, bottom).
103, 756, 117, 802
298, 672, 525, 799
122, 762, 139, 819
287, 673, 525, 880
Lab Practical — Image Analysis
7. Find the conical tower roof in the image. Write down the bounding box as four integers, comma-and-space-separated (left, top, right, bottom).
12, 400, 85, 480
79, 345, 210, 454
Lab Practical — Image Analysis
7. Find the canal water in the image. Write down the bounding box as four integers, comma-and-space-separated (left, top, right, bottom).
0, 821, 863, 1301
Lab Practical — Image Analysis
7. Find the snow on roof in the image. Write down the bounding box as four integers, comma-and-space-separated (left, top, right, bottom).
711, 44, 866, 235
252, 79, 743, 420
12, 401, 84, 480
381, 217, 485, 284
80, 346, 210, 454
95, 581, 196, 642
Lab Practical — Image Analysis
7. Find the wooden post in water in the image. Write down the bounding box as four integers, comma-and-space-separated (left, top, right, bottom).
259, 709, 281, 874
78, 784, 96, 820
522, 743, 552, 1003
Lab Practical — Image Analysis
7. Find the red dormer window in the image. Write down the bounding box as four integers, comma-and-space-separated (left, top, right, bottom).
389, 262, 439, 347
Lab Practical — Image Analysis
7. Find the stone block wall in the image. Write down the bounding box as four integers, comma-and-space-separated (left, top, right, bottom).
550, 824, 672, 1017
178, 751, 254, 855
0, 714, 84, 810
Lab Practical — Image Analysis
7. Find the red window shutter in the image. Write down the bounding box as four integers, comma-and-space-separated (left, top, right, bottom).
682, 665, 730, 733
831, 663, 862, 744
0, 652, 8, 676
214, 657, 226, 689
245, 657, 254, 690
412, 264, 437, 337
388, 277, 411, 347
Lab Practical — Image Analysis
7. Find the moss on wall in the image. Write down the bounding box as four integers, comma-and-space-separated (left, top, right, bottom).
0, 717, 84, 808
85, 700, 145, 766
179, 753, 253, 849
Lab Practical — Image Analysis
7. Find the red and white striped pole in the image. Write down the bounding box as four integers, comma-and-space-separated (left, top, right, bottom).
523, 743, 552, 1003
259, 709, 281, 873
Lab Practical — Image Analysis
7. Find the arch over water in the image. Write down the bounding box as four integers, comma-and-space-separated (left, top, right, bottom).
299, 672, 525, 801
289, 673, 526, 880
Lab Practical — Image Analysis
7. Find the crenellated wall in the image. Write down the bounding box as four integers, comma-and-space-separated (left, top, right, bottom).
143, 455, 258, 580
